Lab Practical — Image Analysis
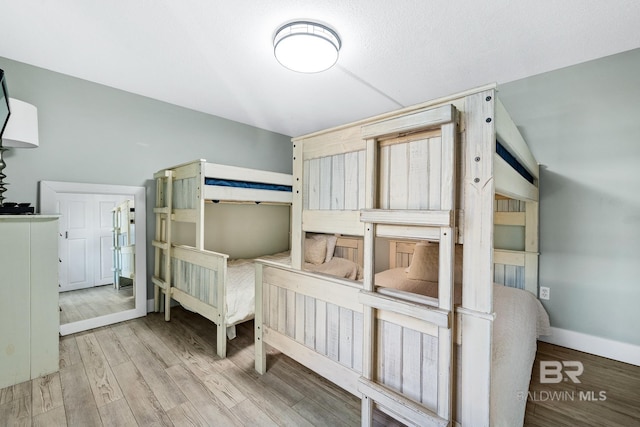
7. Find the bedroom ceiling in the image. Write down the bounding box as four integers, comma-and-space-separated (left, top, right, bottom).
0, 1, 639, 138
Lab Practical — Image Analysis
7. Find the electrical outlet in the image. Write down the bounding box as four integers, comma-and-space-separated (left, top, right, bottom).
539, 286, 550, 300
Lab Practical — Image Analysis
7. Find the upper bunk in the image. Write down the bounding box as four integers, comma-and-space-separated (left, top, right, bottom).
291, 84, 539, 243
154, 159, 293, 251
154, 159, 293, 210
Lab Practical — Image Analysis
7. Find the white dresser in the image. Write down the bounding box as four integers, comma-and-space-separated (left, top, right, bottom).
0, 215, 59, 388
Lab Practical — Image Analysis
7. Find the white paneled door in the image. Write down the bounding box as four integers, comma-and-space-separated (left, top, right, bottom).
57, 193, 128, 292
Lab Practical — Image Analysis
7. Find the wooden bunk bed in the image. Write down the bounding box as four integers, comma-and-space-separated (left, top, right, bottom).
112, 199, 135, 290
254, 85, 550, 426
151, 159, 365, 359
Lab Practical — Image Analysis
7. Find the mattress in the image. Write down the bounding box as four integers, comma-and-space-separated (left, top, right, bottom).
225, 251, 291, 326
204, 177, 292, 192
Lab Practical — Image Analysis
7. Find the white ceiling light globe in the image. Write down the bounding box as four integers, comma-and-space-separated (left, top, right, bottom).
274, 21, 341, 73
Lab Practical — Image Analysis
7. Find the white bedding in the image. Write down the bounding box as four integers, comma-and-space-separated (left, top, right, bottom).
225, 251, 291, 326
374, 268, 551, 426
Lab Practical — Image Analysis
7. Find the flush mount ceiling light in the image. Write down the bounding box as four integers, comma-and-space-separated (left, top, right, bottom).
274, 21, 341, 73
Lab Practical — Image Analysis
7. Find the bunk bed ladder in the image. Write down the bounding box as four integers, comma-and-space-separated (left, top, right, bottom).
152, 169, 174, 321
359, 112, 457, 427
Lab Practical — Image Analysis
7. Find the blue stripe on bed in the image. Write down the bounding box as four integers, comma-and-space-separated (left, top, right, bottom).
205, 178, 292, 192
496, 141, 535, 184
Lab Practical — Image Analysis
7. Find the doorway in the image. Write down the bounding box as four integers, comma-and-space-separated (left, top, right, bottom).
40, 180, 147, 335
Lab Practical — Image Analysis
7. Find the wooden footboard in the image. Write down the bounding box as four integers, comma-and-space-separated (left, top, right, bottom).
255, 262, 447, 425
152, 243, 230, 357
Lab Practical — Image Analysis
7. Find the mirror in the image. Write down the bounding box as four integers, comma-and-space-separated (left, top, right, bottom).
40, 181, 146, 335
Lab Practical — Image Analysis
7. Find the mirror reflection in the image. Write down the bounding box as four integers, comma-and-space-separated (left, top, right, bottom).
57, 196, 136, 325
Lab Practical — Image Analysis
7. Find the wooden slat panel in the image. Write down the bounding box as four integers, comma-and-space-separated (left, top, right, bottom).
494, 211, 525, 226
408, 138, 430, 209
277, 287, 287, 334
358, 150, 366, 209
402, 328, 422, 402
285, 289, 296, 338
326, 303, 340, 362
352, 311, 363, 372
315, 300, 327, 355
339, 307, 354, 368
304, 296, 316, 348
295, 293, 305, 343
379, 144, 390, 209
388, 143, 409, 209
421, 334, 438, 409
319, 156, 332, 209
303, 210, 364, 236
361, 209, 453, 227
428, 136, 443, 209
307, 159, 320, 210
331, 154, 345, 209
263, 266, 363, 313
380, 321, 402, 389
300, 126, 364, 160
362, 104, 456, 139
344, 151, 360, 210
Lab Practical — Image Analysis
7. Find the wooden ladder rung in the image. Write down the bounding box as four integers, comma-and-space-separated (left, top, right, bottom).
359, 290, 451, 328
358, 378, 448, 427
151, 276, 169, 290
360, 209, 453, 228
154, 207, 171, 214
152, 240, 169, 250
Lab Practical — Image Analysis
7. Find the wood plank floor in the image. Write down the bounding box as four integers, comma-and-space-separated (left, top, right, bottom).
1, 306, 638, 426
523, 341, 640, 426
59, 284, 134, 324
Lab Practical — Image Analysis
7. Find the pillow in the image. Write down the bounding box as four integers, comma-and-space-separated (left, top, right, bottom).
310, 233, 338, 263
406, 242, 439, 281
406, 242, 464, 284
304, 237, 327, 265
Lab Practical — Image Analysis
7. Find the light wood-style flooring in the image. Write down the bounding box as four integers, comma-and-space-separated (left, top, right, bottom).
59, 284, 134, 324
1, 306, 638, 426
523, 341, 640, 426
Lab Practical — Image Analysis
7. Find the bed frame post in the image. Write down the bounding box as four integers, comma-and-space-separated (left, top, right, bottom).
524, 201, 539, 296
254, 262, 266, 374
460, 89, 496, 426
291, 140, 304, 269
360, 137, 377, 426
216, 255, 228, 358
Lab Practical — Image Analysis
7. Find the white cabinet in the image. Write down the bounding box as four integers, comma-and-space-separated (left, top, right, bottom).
0, 215, 59, 388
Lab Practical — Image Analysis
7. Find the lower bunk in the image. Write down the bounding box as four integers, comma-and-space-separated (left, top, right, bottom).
153, 235, 363, 358
254, 243, 550, 426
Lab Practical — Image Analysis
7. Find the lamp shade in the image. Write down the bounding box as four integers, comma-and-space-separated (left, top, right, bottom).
3, 98, 39, 148
274, 21, 341, 73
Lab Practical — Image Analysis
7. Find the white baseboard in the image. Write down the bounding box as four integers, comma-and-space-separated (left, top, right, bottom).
147, 298, 154, 313
540, 327, 640, 366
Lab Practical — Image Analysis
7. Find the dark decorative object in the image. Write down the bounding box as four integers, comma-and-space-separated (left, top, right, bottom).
0, 69, 36, 214
0, 69, 10, 206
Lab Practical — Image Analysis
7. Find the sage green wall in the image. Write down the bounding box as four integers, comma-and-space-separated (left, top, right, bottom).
0, 56, 292, 297
499, 49, 640, 346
